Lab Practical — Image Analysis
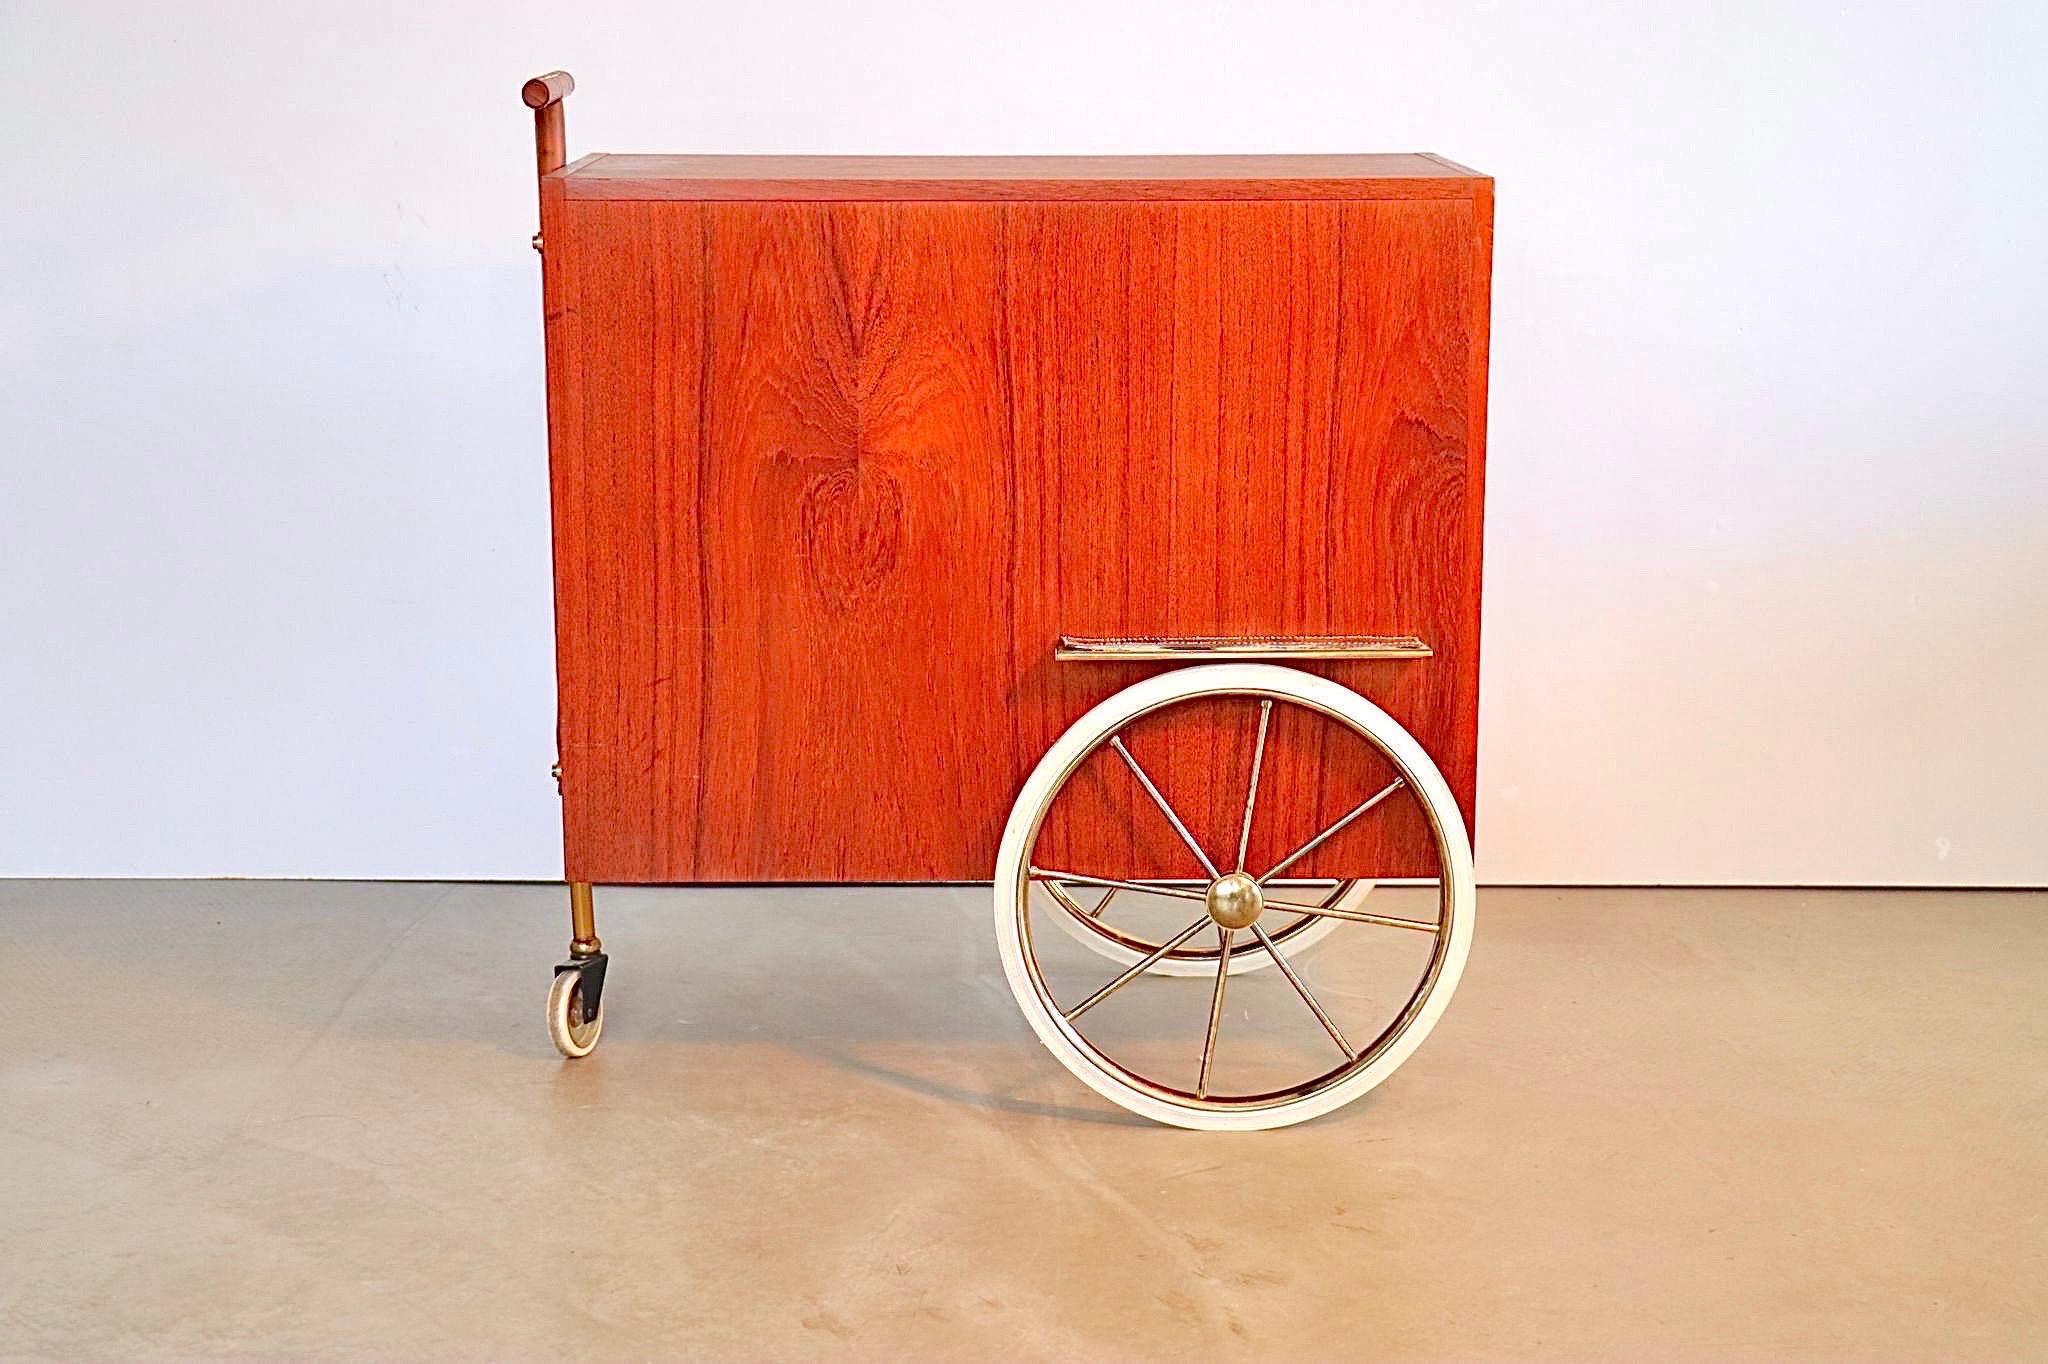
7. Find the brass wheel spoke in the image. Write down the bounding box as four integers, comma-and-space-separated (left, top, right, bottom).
1031, 868, 1207, 904
1257, 779, 1404, 884
1064, 915, 1212, 1021
1252, 879, 1356, 928
1196, 928, 1233, 1098
1110, 735, 1220, 878
1089, 886, 1120, 918
1235, 699, 1273, 873
1042, 880, 1097, 923
1311, 878, 1361, 910
1248, 921, 1353, 1058
1254, 897, 1440, 933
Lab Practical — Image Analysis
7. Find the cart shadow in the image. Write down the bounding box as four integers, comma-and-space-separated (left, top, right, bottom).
79, 879, 1408, 1131
797, 1044, 1159, 1127
8, 880, 1404, 1133
798, 1044, 1392, 1129
518, 883, 1420, 1129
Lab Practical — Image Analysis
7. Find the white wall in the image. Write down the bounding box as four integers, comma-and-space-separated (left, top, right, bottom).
2, 2, 2042, 884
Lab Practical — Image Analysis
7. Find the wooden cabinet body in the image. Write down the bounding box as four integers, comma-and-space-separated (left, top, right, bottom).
538, 155, 1492, 883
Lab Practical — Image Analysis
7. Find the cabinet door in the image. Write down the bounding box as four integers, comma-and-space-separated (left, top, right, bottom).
542, 194, 1487, 882
546, 199, 1019, 881
1006, 199, 1487, 883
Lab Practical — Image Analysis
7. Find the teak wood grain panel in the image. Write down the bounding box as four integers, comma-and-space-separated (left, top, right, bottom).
541, 186, 1490, 883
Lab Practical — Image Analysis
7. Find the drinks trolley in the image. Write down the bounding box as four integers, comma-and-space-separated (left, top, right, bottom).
520, 73, 1492, 1130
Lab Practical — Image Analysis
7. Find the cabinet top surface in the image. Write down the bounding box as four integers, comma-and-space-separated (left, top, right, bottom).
554, 153, 1488, 201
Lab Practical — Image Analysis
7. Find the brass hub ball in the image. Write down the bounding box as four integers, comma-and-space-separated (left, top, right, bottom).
1205, 871, 1265, 930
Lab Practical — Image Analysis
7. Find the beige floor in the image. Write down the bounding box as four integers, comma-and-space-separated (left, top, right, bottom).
0, 881, 2041, 1360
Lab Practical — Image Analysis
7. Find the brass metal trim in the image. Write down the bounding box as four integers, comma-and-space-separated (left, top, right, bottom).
568, 881, 601, 957
1055, 634, 1432, 662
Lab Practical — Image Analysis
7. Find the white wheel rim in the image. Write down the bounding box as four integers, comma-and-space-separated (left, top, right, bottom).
993, 664, 1475, 1131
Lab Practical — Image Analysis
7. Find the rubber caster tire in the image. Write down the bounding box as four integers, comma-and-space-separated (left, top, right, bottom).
547, 967, 605, 1058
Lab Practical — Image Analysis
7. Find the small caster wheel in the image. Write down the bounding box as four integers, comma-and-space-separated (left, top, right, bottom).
547, 961, 606, 1058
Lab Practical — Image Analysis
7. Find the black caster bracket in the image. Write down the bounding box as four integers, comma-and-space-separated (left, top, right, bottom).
554, 951, 608, 1026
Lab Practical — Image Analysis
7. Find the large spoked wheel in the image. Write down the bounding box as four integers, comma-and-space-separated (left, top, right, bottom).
993, 663, 1475, 1131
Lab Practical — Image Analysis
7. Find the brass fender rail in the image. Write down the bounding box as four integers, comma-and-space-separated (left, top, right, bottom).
1054, 634, 1432, 662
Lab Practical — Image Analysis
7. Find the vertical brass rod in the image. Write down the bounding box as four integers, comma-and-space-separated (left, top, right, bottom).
568, 881, 601, 957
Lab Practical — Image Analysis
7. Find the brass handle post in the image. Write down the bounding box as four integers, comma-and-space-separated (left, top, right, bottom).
521, 70, 575, 221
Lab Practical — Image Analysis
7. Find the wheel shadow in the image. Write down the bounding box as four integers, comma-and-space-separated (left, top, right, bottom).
797, 1044, 1159, 1127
